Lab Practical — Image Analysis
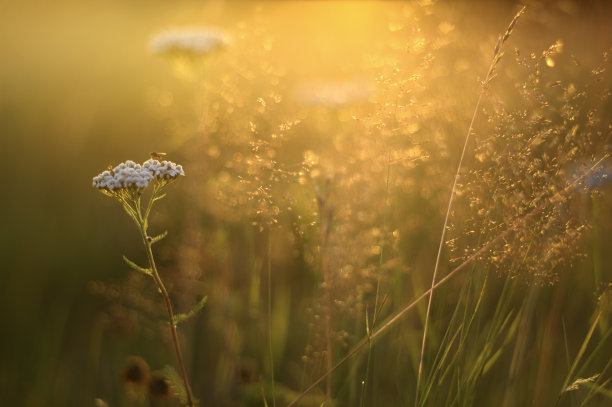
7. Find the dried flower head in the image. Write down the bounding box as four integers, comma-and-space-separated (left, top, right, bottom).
121, 356, 150, 386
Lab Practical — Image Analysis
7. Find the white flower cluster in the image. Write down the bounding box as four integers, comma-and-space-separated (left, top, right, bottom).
142, 159, 185, 180
149, 27, 230, 56
92, 159, 184, 191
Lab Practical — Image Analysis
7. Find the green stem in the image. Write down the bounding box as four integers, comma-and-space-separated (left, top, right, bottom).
139, 224, 195, 407
144, 182, 163, 222
414, 8, 526, 405
267, 233, 276, 407
361, 151, 392, 406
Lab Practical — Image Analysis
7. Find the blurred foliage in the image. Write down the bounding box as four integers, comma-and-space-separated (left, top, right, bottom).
0, 1, 611, 406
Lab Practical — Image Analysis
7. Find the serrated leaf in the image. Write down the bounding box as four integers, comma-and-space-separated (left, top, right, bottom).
150, 230, 168, 245
173, 296, 208, 326
162, 365, 199, 406
122, 255, 152, 276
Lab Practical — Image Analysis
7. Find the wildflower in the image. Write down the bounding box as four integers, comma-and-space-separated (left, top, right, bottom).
92, 158, 184, 193
93, 157, 196, 406
143, 159, 185, 180
149, 27, 230, 57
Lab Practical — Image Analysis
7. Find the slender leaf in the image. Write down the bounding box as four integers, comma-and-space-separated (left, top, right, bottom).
173, 296, 208, 326
560, 312, 602, 394
122, 255, 152, 276
150, 230, 168, 245
483, 309, 521, 375
581, 359, 612, 405
582, 378, 612, 405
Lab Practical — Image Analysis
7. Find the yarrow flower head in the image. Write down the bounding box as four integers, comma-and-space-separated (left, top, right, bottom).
149, 27, 230, 57
92, 158, 184, 199
92, 160, 154, 191
142, 159, 185, 180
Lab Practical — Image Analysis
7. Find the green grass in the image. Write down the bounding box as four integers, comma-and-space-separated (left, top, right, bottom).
1, 2, 612, 406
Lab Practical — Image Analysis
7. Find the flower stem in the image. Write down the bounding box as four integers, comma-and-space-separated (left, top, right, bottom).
140, 225, 195, 407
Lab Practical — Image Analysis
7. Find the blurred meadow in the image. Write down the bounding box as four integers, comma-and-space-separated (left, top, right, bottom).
1, 0, 612, 406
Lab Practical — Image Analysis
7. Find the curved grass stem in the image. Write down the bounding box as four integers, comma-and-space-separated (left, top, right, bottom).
414, 6, 526, 406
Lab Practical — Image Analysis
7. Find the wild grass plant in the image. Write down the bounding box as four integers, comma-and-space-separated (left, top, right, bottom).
89, 3, 612, 407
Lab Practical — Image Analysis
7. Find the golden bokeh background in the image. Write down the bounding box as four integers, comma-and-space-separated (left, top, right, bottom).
1, 1, 611, 406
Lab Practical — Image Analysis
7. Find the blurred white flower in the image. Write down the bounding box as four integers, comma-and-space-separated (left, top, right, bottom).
149, 27, 230, 57
294, 79, 373, 107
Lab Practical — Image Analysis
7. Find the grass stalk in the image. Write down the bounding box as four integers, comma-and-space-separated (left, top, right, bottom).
555, 311, 603, 407
314, 178, 334, 405
414, 6, 526, 405
361, 150, 393, 406
267, 233, 277, 407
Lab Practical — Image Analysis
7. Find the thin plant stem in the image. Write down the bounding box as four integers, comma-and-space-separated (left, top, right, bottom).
361, 151, 392, 407
268, 233, 277, 407
414, 7, 526, 406
137, 194, 195, 407
323, 233, 333, 405
315, 180, 334, 405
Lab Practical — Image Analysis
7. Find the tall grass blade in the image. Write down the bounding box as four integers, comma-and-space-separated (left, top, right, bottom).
414, 7, 526, 405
